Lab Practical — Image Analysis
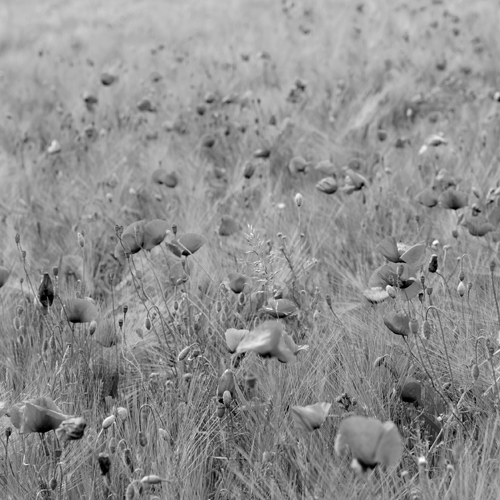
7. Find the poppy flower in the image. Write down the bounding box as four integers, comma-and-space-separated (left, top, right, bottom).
343, 168, 367, 192
114, 220, 146, 262
316, 177, 338, 194
56, 417, 87, 442
254, 148, 271, 159
216, 369, 235, 403
218, 216, 241, 236
462, 215, 495, 237
262, 298, 299, 318
100, 72, 117, 86
62, 298, 99, 323
169, 261, 189, 286
0, 266, 9, 288
314, 160, 335, 176
142, 219, 169, 250
383, 312, 411, 336
225, 328, 249, 353
227, 272, 250, 294
166, 233, 207, 257
335, 415, 403, 471
235, 321, 295, 362
152, 169, 178, 187
137, 98, 156, 112
8, 397, 69, 434
400, 378, 422, 405
415, 187, 439, 208
376, 237, 426, 265
368, 263, 421, 300
288, 157, 308, 174
439, 188, 468, 210
291, 402, 331, 432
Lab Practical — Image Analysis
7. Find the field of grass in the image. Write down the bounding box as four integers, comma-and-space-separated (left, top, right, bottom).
1, 0, 500, 498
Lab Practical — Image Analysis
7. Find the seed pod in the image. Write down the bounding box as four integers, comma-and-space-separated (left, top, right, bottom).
102, 415, 116, 430
98, 453, 111, 476
138, 431, 148, 447
471, 364, 480, 380
409, 318, 419, 335
223, 390, 232, 408
457, 281, 466, 297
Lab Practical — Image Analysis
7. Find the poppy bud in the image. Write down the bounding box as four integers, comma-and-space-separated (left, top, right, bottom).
386, 285, 396, 299
452, 229, 458, 238
457, 281, 466, 297
216, 403, 225, 419
422, 320, 431, 339
116, 407, 128, 421
52, 266, 58, 277
491, 260, 497, 272
409, 318, 419, 334
145, 318, 151, 330
49, 477, 57, 490
471, 364, 480, 380
102, 415, 116, 430
459, 269, 465, 282
123, 304, 128, 315
294, 193, 303, 207
243, 161, 256, 179
138, 431, 148, 447
109, 437, 117, 454
396, 265, 404, 278
177, 346, 191, 362
15, 233, 20, 245
223, 390, 232, 408
77, 232, 85, 248
89, 320, 97, 335
118, 318, 123, 329
171, 224, 178, 236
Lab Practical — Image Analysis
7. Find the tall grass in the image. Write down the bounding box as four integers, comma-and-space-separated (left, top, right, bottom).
1, 0, 500, 498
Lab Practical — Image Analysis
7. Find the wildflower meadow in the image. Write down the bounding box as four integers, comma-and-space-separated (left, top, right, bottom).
1, 0, 500, 498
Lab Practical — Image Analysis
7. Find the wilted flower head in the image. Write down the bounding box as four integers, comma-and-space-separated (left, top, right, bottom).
291, 402, 331, 432
56, 417, 87, 442
335, 415, 403, 471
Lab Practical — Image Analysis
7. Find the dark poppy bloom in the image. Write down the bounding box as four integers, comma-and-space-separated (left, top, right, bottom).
219, 216, 241, 236
383, 312, 411, 336
335, 416, 403, 472
316, 177, 338, 194
38, 273, 54, 307
462, 215, 495, 237
62, 298, 98, 323
400, 378, 422, 405
142, 219, 169, 250
439, 188, 468, 210
152, 169, 178, 187
368, 263, 421, 300
376, 237, 426, 264
166, 233, 207, 257
262, 298, 298, 318
291, 402, 331, 432
415, 187, 439, 208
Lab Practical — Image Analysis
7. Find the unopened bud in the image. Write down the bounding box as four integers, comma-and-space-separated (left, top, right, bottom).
15, 233, 20, 245
491, 260, 497, 272
145, 317, 151, 330
457, 281, 466, 297
409, 318, 419, 334
396, 265, 404, 278
177, 346, 191, 362
109, 437, 117, 454
422, 320, 431, 339
223, 390, 232, 408
459, 269, 465, 282
89, 320, 97, 335
123, 304, 128, 315
102, 415, 116, 430
49, 477, 57, 490
428, 254, 438, 273
294, 193, 303, 207
171, 223, 178, 236
138, 431, 148, 447
471, 364, 480, 380
386, 285, 396, 299
52, 266, 59, 277
118, 318, 123, 329
77, 232, 85, 248
452, 229, 458, 238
